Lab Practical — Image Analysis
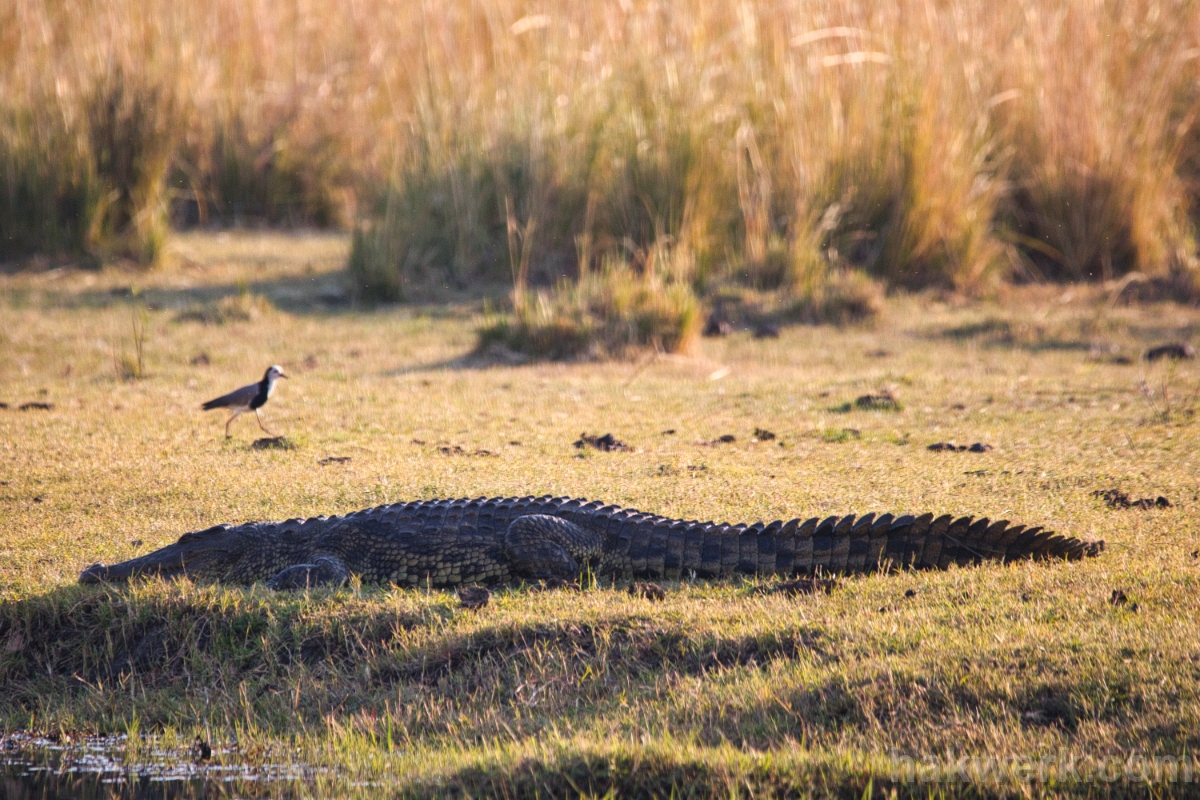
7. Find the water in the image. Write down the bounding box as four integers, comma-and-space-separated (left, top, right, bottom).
1, 733, 328, 799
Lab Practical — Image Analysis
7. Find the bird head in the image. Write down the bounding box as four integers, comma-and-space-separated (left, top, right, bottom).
79, 523, 259, 585
265, 365, 288, 382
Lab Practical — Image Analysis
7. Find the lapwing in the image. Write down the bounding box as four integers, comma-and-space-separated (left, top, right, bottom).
202, 365, 287, 438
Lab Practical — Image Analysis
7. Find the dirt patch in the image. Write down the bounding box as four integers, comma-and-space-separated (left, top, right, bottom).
701, 434, 737, 446
1093, 489, 1171, 510
928, 442, 993, 453
251, 436, 296, 450
752, 322, 780, 339
1144, 342, 1195, 361
573, 433, 631, 452
831, 391, 902, 413
1109, 589, 1140, 612
439, 445, 498, 456
702, 311, 734, 337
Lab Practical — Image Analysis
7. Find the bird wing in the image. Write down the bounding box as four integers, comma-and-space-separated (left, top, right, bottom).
201, 383, 259, 410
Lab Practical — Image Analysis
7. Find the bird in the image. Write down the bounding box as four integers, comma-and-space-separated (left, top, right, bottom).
201, 365, 287, 438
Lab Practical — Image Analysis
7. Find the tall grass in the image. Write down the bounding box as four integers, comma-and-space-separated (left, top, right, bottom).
3, 0, 1199, 296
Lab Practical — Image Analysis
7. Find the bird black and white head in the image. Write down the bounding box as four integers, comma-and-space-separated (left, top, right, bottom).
264, 365, 287, 383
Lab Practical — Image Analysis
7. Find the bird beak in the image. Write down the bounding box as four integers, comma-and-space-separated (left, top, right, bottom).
279, 373, 288, 379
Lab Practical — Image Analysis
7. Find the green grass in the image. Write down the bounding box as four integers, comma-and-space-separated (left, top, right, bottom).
1, 232, 1199, 796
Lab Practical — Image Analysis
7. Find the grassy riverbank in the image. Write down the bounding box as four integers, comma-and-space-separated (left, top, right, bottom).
1, 232, 1198, 796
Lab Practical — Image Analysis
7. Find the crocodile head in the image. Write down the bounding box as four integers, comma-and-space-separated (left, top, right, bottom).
79, 523, 259, 585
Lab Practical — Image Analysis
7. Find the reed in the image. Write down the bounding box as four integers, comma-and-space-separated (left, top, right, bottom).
4, 0, 1198, 299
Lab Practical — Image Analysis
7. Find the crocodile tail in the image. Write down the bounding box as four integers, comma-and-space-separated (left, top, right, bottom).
666, 513, 1105, 578
854, 510, 1104, 573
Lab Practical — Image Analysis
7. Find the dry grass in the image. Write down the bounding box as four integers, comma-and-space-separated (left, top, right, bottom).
4, 0, 1200, 294
477, 249, 703, 359
1, 233, 1199, 796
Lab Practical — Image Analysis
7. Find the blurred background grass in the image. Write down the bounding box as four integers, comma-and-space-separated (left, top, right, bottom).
3, 0, 1200, 354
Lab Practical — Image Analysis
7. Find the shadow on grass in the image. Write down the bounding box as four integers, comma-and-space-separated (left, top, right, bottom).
939, 318, 1093, 353
0, 583, 823, 734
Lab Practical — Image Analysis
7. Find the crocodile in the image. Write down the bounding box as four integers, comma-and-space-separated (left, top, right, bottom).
78, 495, 1104, 590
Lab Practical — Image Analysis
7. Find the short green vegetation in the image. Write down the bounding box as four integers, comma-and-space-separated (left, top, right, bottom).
1, 232, 1199, 796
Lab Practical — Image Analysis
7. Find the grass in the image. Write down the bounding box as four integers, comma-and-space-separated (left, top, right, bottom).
1, 232, 1199, 796
5, 0, 1200, 300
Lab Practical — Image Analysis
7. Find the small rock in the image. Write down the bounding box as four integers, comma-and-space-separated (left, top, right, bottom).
190, 353, 211, 366
661, 429, 676, 435
702, 312, 734, 337
628, 582, 666, 601
715, 434, 736, 444
318, 456, 352, 465
574, 433, 631, 452
1093, 489, 1171, 510
903, 589, 917, 599
753, 427, 776, 441
457, 585, 491, 610
929, 442, 992, 453
752, 322, 780, 339
302, 355, 319, 369
438, 445, 498, 457
18, 402, 53, 411
129, 540, 143, 548
251, 436, 293, 450
854, 392, 901, 411
1144, 343, 1196, 361
1108, 589, 1137, 611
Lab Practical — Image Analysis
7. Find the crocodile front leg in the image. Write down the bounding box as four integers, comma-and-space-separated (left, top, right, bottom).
503, 515, 604, 581
265, 554, 351, 590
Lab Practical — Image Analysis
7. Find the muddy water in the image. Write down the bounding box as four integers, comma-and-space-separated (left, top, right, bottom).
2, 733, 327, 799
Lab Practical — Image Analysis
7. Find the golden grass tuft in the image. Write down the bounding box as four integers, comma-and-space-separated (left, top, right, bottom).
478, 250, 703, 359
5, 0, 1198, 305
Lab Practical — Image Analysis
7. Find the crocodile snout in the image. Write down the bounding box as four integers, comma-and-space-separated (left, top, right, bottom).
78, 563, 109, 584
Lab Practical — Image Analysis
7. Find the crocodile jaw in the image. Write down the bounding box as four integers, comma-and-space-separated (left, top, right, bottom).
78, 524, 252, 584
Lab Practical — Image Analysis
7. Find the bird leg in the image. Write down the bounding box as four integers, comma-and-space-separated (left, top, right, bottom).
224, 409, 245, 438
255, 409, 277, 436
